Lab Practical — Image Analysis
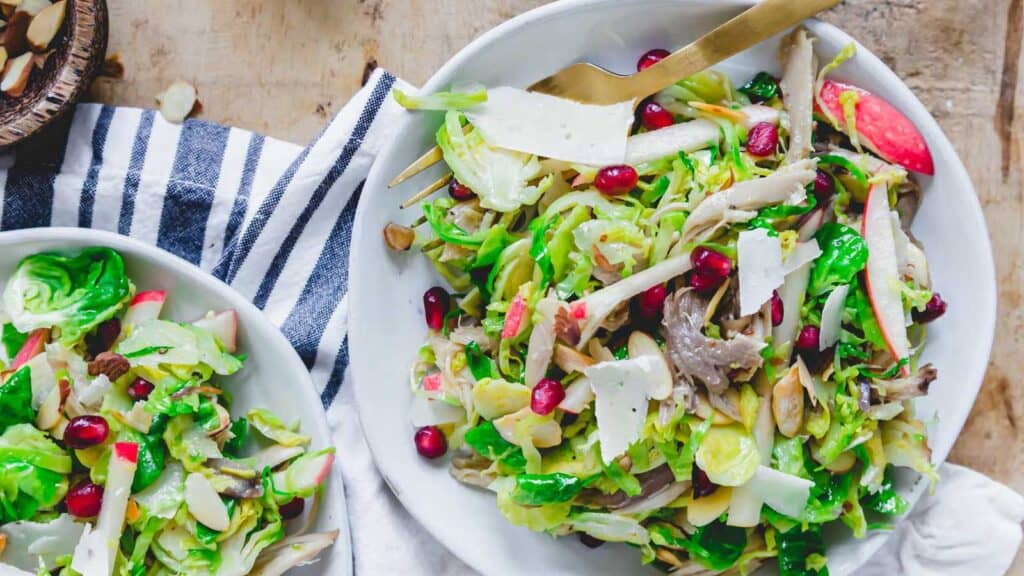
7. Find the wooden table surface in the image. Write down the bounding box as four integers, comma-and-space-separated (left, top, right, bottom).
100, 0, 1024, 571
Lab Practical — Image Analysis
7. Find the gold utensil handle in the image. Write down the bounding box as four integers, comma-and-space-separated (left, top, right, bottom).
630, 0, 842, 101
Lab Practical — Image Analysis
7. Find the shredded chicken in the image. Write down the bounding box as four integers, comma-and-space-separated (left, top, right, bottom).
662, 289, 766, 395
871, 364, 938, 402
780, 27, 817, 164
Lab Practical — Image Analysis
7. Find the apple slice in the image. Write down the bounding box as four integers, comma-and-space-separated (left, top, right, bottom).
71, 442, 138, 576
863, 184, 911, 374
271, 448, 335, 499
11, 327, 47, 369
817, 79, 934, 175
193, 309, 238, 353
123, 290, 166, 326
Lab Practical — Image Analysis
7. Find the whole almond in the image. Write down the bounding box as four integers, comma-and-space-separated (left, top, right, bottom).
87, 351, 130, 380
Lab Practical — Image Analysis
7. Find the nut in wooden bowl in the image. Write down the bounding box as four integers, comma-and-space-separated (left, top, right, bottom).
0, 0, 107, 147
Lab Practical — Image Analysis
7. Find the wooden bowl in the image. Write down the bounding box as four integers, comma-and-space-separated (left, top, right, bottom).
0, 0, 108, 147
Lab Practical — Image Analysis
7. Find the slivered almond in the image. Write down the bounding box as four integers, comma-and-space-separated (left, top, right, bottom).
156, 80, 198, 124
1, 50, 32, 96
26, 0, 61, 51
552, 343, 594, 374
185, 472, 230, 531
2, 9, 28, 55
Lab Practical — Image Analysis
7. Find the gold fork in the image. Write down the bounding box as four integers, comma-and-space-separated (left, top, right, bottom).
391, 0, 842, 203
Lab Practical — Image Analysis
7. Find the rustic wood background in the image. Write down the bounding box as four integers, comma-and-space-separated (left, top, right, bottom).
99, 0, 1024, 571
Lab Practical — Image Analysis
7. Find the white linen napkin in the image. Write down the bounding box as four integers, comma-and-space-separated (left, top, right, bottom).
0, 68, 1020, 575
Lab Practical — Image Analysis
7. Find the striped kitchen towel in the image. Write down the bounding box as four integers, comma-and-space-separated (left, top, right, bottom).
1, 68, 1022, 576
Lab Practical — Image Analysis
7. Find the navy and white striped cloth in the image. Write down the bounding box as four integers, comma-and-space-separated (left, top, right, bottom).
2, 68, 1022, 576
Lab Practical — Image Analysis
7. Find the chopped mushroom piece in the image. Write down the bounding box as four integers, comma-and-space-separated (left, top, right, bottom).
871, 363, 937, 401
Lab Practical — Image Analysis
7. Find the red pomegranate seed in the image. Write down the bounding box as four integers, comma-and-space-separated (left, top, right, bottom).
66, 482, 103, 518
913, 293, 947, 324
127, 377, 155, 401
64, 415, 110, 450
691, 465, 719, 499
85, 318, 121, 356
814, 169, 834, 199
448, 179, 475, 201
688, 272, 722, 295
637, 284, 668, 320
746, 122, 779, 157
637, 48, 670, 71
594, 165, 638, 196
770, 290, 784, 327
795, 325, 821, 357
414, 426, 447, 459
423, 287, 449, 331
531, 379, 566, 415
279, 497, 305, 520
580, 533, 605, 548
691, 247, 732, 281
640, 101, 674, 131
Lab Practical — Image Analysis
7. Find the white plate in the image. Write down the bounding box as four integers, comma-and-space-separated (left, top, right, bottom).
0, 227, 352, 576
350, 1, 996, 574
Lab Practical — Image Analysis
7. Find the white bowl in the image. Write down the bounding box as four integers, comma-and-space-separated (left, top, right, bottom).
350, 1, 996, 574
0, 227, 351, 576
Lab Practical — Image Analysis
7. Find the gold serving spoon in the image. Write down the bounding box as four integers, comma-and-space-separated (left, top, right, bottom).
391, 0, 841, 202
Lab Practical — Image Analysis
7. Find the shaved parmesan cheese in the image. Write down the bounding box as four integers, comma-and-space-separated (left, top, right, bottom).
819, 284, 850, 351
71, 524, 111, 576
584, 357, 660, 464
625, 119, 720, 165
465, 87, 633, 166
738, 229, 785, 316
744, 465, 814, 518
727, 484, 763, 527
781, 241, 822, 276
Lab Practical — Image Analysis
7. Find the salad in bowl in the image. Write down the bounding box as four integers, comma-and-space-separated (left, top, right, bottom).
0, 247, 336, 575
389, 28, 944, 575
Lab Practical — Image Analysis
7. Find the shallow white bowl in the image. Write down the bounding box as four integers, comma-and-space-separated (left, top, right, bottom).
350, 1, 996, 574
0, 227, 351, 576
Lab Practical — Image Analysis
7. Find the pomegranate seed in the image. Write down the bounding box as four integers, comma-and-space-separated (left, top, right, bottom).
770, 290, 784, 327
279, 497, 305, 520
746, 122, 779, 157
64, 415, 110, 449
66, 482, 103, 518
448, 179, 475, 201
580, 533, 605, 548
423, 287, 449, 331
127, 377, 155, 401
691, 247, 732, 281
85, 318, 121, 356
795, 325, 821, 357
913, 293, 947, 324
692, 465, 719, 499
640, 101, 674, 131
531, 378, 566, 415
814, 169, 834, 199
688, 272, 722, 295
637, 284, 668, 320
637, 48, 670, 71
414, 426, 447, 459
594, 165, 638, 196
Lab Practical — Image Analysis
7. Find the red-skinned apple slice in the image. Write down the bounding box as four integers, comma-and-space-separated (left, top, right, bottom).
72, 442, 138, 576
193, 309, 238, 353
862, 184, 911, 375
818, 79, 934, 175
123, 290, 166, 326
11, 327, 48, 370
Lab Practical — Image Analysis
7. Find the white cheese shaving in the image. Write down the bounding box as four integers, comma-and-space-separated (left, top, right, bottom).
744, 465, 814, 518
465, 87, 633, 166
781, 241, 822, 276
71, 524, 110, 576
584, 357, 659, 465
625, 119, 720, 165
737, 229, 785, 316
819, 284, 850, 351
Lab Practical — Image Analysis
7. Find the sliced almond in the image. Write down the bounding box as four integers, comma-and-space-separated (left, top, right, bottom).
552, 343, 595, 374
1, 50, 32, 96
2, 9, 29, 55
156, 80, 198, 124
18, 0, 50, 17
0, 0, 21, 7
0, 47, 8, 72
35, 378, 65, 429
383, 222, 414, 251
185, 472, 231, 531
25, 0, 61, 51
627, 331, 673, 401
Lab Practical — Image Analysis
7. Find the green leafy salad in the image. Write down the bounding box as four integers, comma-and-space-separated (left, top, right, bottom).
0, 247, 336, 576
391, 28, 946, 576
